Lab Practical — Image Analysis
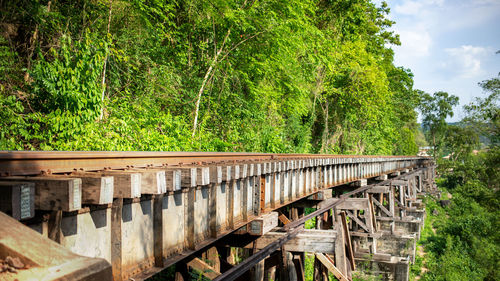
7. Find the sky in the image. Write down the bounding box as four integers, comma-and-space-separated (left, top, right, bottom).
379, 0, 500, 121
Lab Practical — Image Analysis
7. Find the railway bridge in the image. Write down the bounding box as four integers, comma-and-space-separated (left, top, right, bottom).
0, 152, 436, 281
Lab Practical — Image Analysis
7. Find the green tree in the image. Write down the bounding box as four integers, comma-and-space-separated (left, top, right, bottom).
418, 91, 459, 157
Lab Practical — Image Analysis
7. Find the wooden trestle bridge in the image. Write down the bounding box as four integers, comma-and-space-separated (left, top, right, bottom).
0, 152, 436, 281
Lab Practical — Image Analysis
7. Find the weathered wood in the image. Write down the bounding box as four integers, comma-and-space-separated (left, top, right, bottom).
390, 180, 408, 186
187, 257, 221, 279
367, 186, 390, 193
307, 190, 332, 201
292, 254, 305, 281
47, 210, 62, 243
372, 195, 393, 217
97, 171, 141, 198
0, 212, 112, 281
242, 229, 337, 253
345, 210, 369, 233
131, 168, 167, 194
278, 246, 290, 281
0, 181, 35, 220
340, 212, 355, 271
315, 253, 349, 281
154, 194, 164, 267
368, 195, 378, 232
111, 198, 123, 281
165, 168, 182, 192
236, 212, 278, 236
279, 212, 291, 225
180, 167, 197, 188
48, 173, 114, 205
2, 176, 82, 211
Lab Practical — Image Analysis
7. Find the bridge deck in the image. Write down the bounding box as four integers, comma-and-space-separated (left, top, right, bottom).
0, 152, 434, 280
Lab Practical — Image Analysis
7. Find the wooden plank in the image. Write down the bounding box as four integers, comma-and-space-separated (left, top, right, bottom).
131, 168, 167, 194
367, 186, 390, 193
0, 212, 112, 281
187, 257, 221, 279
368, 195, 378, 232
279, 213, 291, 225
315, 253, 349, 281
2, 176, 81, 211
340, 212, 355, 271
0, 181, 35, 220
372, 196, 393, 217
390, 180, 408, 186
345, 210, 369, 233
239, 212, 279, 236
44, 173, 114, 205
96, 171, 141, 198
165, 168, 182, 192
241, 229, 337, 253
180, 167, 197, 188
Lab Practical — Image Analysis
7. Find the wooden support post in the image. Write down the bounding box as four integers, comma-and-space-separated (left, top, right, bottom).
292, 253, 305, 281
0, 181, 35, 220
175, 262, 189, 281
153, 194, 164, 267
315, 253, 349, 281
111, 198, 123, 281
334, 212, 348, 278
47, 210, 62, 243
185, 188, 195, 249
340, 212, 355, 271
278, 246, 290, 281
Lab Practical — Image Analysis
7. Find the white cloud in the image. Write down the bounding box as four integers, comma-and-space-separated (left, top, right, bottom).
443, 45, 490, 78
393, 0, 444, 16
397, 29, 433, 57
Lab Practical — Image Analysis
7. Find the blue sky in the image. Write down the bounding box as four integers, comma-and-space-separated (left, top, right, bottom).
380, 0, 500, 121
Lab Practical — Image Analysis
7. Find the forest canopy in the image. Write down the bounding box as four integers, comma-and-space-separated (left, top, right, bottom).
0, 0, 421, 154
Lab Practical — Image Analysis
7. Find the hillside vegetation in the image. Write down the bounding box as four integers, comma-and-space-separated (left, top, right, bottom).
1, 0, 420, 154
411, 73, 499, 281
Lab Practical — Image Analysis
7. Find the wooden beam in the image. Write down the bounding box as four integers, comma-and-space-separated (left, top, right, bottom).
165, 168, 182, 192
241, 229, 337, 253
279, 212, 291, 225
315, 253, 349, 281
345, 210, 369, 233
236, 212, 278, 236
371, 196, 393, 217
340, 212, 355, 271
95, 171, 141, 198
0, 181, 35, 220
0, 212, 112, 280
131, 168, 167, 194
187, 257, 221, 280
2, 177, 82, 211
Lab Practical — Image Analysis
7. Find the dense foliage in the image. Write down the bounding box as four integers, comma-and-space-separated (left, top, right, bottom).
0, 0, 420, 154
411, 73, 499, 281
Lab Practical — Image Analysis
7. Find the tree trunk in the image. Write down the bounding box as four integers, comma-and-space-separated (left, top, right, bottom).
192, 29, 230, 137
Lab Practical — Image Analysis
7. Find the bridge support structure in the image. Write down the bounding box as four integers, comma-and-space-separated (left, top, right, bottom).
0, 152, 434, 280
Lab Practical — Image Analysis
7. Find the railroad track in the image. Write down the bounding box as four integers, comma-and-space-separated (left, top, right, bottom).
0, 151, 434, 281
0, 151, 421, 176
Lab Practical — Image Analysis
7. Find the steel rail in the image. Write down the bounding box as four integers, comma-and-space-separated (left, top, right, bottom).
0, 151, 425, 176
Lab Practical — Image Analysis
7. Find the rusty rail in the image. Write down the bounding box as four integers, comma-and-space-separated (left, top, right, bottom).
0, 151, 425, 176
